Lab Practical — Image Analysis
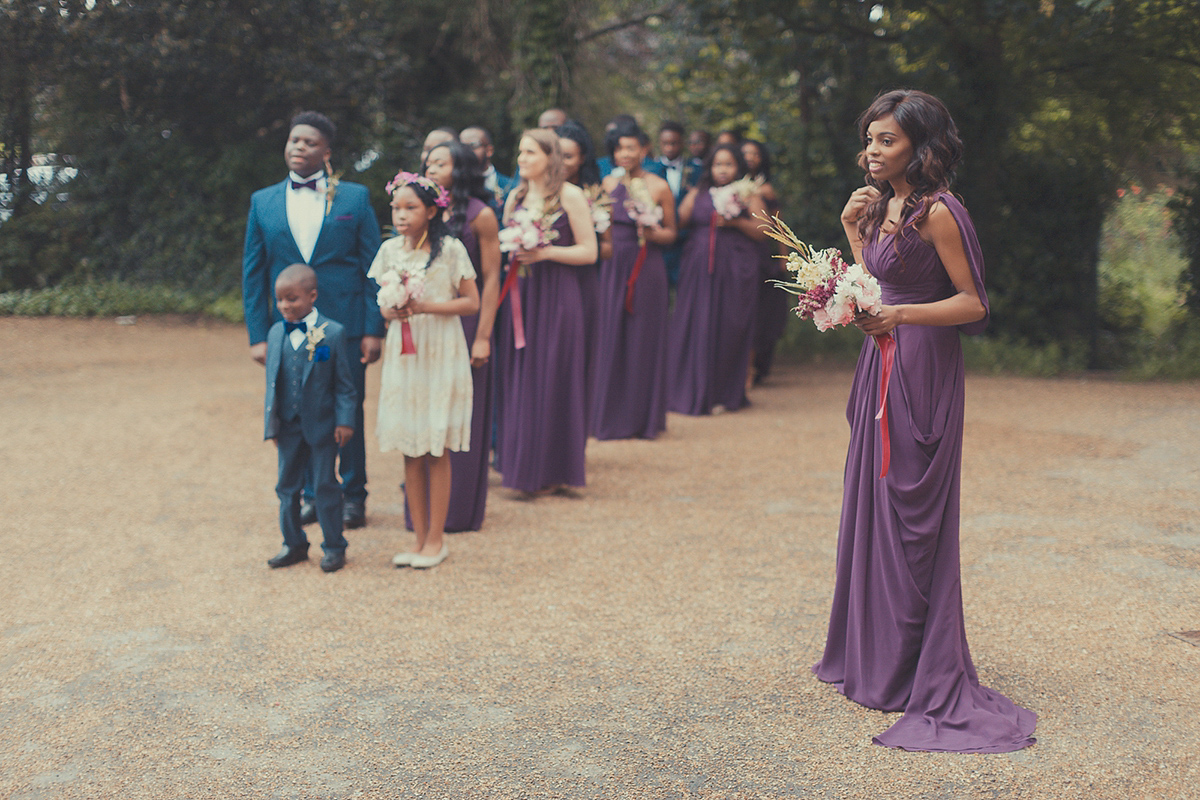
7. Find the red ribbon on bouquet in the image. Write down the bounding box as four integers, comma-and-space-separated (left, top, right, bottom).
874, 332, 896, 478
624, 243, 648, 314
399, 319, 417, 355
497, 262, 527, 350
707, 212, 719, 274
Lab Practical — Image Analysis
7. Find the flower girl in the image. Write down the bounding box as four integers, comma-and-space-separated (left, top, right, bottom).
370, 172, 480, 569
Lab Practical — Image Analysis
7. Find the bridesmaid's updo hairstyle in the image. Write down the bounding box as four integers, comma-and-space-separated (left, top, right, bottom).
511, 128, 566, 210
426, 140, 489, 240
855, 89, 964, 240
696, 142, 748, 191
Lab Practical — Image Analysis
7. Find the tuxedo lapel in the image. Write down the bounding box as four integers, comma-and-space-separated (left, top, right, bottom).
266, 179, 307, 264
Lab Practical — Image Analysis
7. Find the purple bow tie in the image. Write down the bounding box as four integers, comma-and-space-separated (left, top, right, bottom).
290, 178, 318, 191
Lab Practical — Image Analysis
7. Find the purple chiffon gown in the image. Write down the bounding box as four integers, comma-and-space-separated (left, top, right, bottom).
404, 197, 493, 532
496, 208, 588, 491
590, 183, 669, 440
813, 193, 1037, 753
666, 189, 759, 415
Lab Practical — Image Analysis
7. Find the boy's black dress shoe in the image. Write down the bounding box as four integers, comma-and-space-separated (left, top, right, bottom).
320, 551, 345, 572
267, 545, 309, 568
343, 501, 366, 529
299, 500, 318, 526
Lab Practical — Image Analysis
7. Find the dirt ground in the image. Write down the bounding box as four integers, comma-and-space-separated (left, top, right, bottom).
1, 315, 1198, 800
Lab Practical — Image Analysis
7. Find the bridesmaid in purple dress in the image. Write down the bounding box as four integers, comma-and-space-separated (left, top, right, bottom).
667, 143, 766, 415
742, 139, 790, 385
592, 120, 676, 439
556, 120, 609, 429
415, 140, 501, 531
813, 89, 1037, 752
496, 129, 599, 496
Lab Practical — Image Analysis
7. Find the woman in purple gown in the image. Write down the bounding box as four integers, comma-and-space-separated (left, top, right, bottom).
813, 89, 1037, 752
667, 143, 766, 415
556, 120, 609, 429
496, 129, 599, 496
592, 120, 676, 439
742, 139, 790, 385
410, 140, 501, 531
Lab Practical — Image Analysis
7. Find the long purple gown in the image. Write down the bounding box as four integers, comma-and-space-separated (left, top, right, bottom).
666, 189, 759, 415
590, 183, 669, 440
751, 196, 790, 381
405, 197, 493, 532
496, 208, 588, 491
813, 193, 1037, 753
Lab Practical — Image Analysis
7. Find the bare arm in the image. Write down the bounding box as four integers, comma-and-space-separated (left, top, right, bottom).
840, 185, 881, 266
854, 200, 986, 336
641, 173, 677, 247
677, 186, 699, 229
471, 207, 502, 366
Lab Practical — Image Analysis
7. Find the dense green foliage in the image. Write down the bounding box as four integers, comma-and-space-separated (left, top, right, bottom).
3, 0, 1200, 374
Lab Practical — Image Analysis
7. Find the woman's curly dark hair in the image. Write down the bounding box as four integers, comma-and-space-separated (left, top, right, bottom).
555, 119, 601, 188
855, 89, 963, 242
425, 140, 489, 240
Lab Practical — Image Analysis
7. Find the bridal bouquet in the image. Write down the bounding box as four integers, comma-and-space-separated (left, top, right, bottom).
754, 212, 881, 331
709, 177, 759, 220
374, 247, 427, 355
498, 205, 561, 254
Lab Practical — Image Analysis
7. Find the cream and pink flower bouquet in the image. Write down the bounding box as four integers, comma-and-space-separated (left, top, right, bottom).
754, 212, 882, 330
756, 211, 895, 478
375, 245, 427, 355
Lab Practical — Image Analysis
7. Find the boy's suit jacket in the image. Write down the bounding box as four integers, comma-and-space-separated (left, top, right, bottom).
264, 313, 357, 445
242, 179, 384, 346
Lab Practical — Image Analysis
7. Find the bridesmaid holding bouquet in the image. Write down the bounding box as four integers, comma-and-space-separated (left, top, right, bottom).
812, 89, 1037, 752
495, 129, 598, 496
592, 119, 676, 439
666, 143, 766, 415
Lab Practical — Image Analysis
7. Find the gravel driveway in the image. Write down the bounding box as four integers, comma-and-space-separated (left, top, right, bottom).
2, 316, 1198, 799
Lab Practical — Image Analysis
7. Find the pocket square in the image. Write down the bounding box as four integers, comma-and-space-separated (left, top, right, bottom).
335, 214, 354, 221
313, 345, 330, 362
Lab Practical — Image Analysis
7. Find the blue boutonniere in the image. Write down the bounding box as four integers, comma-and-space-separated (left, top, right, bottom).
313, 345, 330, 362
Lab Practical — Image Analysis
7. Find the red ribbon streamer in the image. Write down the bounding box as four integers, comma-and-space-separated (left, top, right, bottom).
624, 243, 648, 314
497, 262, 526, 350
707, 212, 718, 274
400, 320, 416, 355
874, 332, 896, 478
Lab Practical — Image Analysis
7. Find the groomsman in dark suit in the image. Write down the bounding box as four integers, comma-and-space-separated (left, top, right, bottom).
652, 121, 697, 288
461, 126, 511, 210
242, 111, 383, 530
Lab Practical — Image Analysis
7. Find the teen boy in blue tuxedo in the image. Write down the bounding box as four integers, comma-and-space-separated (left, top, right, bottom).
242, 111, 383, 530
264, 265, 356, 572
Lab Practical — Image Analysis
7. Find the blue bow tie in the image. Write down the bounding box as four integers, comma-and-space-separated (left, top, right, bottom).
284, 320, 307, 335
290, 178, 318, 191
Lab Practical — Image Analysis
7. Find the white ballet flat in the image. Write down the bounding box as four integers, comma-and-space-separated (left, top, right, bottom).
410, 544, 449, 570
392, 551, 417, 567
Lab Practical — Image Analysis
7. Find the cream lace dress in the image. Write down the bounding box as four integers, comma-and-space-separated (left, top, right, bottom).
370, 235, 476, 457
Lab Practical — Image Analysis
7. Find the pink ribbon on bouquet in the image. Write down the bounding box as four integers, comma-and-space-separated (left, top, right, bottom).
874, 332, 896, 478
624, 243, 648, 314
707, 212, 718, 274
399, 320, 417, 355
497, 262, 527, 350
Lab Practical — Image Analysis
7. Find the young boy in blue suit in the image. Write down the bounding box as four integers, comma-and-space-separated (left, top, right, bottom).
264, 264, 357, 573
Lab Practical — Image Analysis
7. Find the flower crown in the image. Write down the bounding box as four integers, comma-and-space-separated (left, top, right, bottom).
386, 171, 450, 208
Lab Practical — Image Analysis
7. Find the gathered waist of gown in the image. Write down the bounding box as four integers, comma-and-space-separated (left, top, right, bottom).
881, 280, 955, 306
